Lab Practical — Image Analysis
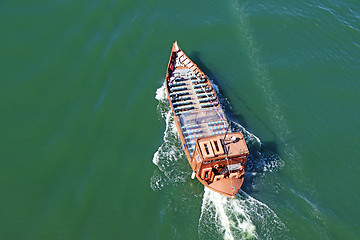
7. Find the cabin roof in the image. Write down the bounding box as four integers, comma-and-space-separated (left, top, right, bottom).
197, 132, 248, 160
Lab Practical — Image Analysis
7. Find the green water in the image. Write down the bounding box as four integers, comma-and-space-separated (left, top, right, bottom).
1, 0, 359, 239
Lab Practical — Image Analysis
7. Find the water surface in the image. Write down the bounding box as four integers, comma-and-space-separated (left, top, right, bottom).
1, 0, 359, 239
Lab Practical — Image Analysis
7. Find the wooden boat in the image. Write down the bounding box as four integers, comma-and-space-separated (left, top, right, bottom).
165, 42, 249, 198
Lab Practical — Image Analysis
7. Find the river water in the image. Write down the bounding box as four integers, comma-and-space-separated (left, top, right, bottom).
1, 0, 359, 239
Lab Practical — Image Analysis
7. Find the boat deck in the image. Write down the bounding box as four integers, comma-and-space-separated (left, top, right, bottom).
164, 41, 249, 198
168, 67, 230, 154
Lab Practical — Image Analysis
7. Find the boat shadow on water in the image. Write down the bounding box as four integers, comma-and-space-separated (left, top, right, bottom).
189, 51, 284, 196
190, 51, 278, 138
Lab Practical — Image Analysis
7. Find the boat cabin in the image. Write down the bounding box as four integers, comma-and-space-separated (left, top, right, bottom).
191, 132, 249, 183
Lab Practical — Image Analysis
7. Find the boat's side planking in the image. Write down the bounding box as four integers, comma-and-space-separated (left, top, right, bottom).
164, 42, 249, 198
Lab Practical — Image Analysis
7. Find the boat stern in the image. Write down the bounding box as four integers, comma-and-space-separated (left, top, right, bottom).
209, 177, 244, 199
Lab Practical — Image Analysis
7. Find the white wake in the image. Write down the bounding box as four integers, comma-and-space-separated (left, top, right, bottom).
198, 188, 289, 240
151, 83, 288, 239
151, 83, 188, 192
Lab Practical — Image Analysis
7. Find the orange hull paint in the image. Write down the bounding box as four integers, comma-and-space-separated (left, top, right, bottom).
164, 42, 249, 198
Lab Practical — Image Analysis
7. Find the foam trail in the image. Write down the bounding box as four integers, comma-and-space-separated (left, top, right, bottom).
229, 1, 298, 165
228, 2, 330, 236
229, 0, 330, 199
152, 83, 287, 238
150, 83, 187, 191
155, 83, 167, 102
199, 188, 256, 240
199, 188, 288, 240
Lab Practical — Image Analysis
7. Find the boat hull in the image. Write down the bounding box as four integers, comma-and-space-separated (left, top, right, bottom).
164, 42, 249, 198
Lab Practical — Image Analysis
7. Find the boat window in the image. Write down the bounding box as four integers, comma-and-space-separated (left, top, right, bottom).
204, 143, 210, 155
210, 139, 225, 156
214, 141, 220, 152
200, 141, 215, 158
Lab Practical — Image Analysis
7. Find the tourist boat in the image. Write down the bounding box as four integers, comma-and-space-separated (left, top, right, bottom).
164, 42, 249, 198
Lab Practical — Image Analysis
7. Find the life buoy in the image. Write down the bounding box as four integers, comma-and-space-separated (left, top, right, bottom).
201, 168, 212, 181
